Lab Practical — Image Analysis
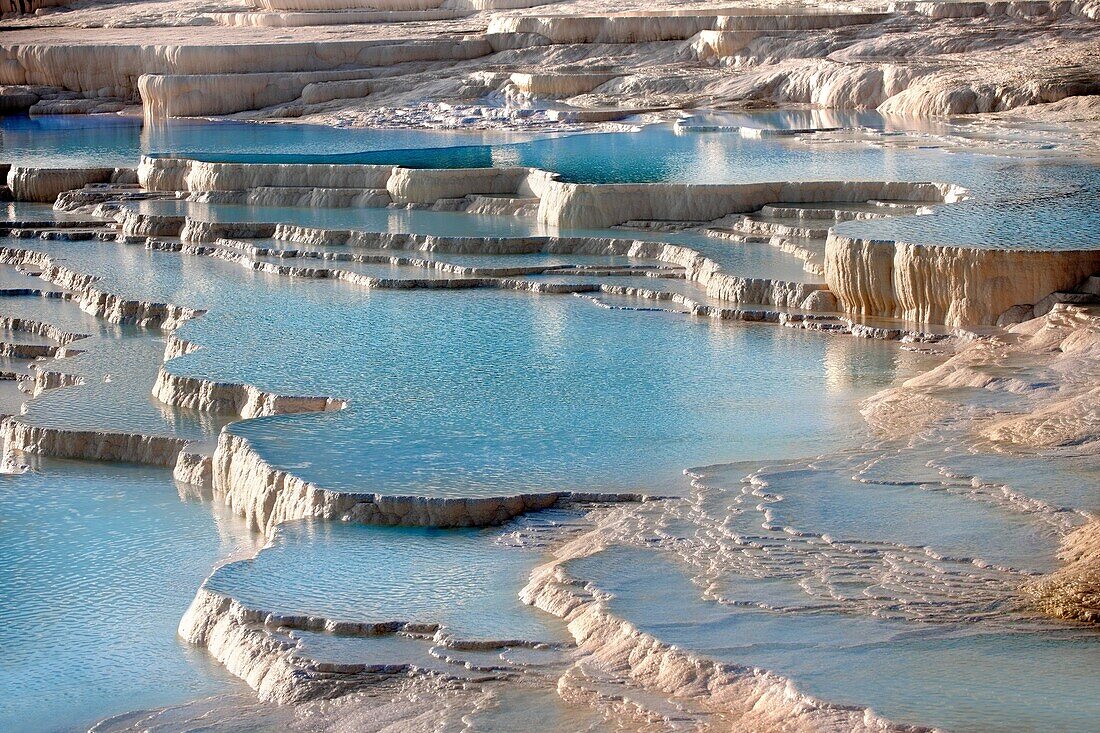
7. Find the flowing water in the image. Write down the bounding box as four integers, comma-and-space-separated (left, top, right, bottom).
0, 112, 1097, 732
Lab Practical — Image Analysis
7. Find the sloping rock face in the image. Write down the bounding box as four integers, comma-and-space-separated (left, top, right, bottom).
138, 70, 379, 118
1026, 519, 1100, 623
825, 234, 1100, 327
7, 167, 136, 203
864, 304, 1100, 448
0, 0, 65, 14
178, 587, 442, 705
4, 1, 1100, 124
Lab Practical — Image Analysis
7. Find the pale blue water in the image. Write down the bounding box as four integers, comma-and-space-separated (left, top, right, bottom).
173, 289, 930, 497
933, 451, 1100, 514
0, 282, 103, 335
5, 113, 1099, 249
0, 271, 224, 438
2, 112, 1098, 733
17, 328, 226, 439
0, 459, 256, 733
0, 115, 528, 169
569, 546, 1100, 733
206, 520, 568, 643
4, 230, 927, 496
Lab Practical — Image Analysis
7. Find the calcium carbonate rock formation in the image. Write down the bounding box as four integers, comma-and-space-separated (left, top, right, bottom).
178, 586, 443, 704
506, 72, 617, 98
825, 233, 1100, 327
487, 10, 889, 47
142, 156, 958, 230
5, 0, 1098, 125
520, 525, 929, 733
1, 416, 189, 466
192, 220, 836, 310
534, 179, 962, 229
178, 588, 324, 705
0, 244, 202, 328
252, 0, 447, 9
206, 431, 644, 535
152, 368, 347, 419
17, 154, 1094, 330
138, 156, 393, 193
210, 9, 469, 28
0, 315, 87, 345
863, 304, 1100, 444
0, 39, 491, 102
6, 166, 136, 203
118, 209, 185, 238
178, 219, 279, 243
385, 166, 530, 204
139, 70, 378, 118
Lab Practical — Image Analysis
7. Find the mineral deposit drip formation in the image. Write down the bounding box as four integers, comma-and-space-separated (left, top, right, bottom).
2, 1, 1099, 731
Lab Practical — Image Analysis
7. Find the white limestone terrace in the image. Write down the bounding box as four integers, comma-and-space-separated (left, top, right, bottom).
3, 206, 1095, 728
1, 149, 1098, 733
0, 169, 958, 534
174, 511, 939, 730
10, 156, 1099, 334
0, 209, 667, 530
128, 155, 1100, 329
1, 4, 1097, 729
176, 516, 579, 706
2, 0, 1100, 134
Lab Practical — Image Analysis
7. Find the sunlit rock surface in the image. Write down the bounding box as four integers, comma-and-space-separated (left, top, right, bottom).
825, 234, 1100, 327
2, 2, 1099, 729
4, 0, 1100, 130
7, 166, 135, 203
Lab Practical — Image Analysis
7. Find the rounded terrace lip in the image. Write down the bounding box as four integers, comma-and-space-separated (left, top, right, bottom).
3, 81, 1100, 732
5, 0, 1100, 727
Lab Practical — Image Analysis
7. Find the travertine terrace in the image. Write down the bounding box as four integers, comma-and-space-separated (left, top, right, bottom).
2, 0, 1100, 123
2, 0, 1099, 731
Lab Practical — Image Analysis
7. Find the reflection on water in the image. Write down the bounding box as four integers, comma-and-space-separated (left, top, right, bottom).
1, 108, 1097, 733
0, 115, 530, 169
569, 544, 1100, 733
206, 520, 568, 643
0, 459, 258, 733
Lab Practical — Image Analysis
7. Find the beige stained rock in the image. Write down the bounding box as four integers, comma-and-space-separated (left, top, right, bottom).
825, 233, 1100, 327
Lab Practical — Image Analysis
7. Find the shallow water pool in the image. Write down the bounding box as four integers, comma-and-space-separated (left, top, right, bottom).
0, 459, 259, 733
206, 520, 568, 643
569, 545, 1100, 733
